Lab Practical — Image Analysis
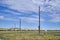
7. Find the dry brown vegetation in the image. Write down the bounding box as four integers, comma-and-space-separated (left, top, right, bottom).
0, 30, 60, 40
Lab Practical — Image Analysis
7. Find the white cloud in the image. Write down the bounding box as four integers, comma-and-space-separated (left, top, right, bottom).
31, 14, 44, 21
3, 0, 60, 13
0, 16, 4, 19
4, 9, 22, 15
19, 15, 44, 23
0, 15, 18, 21
3, 0, 38, 13
19, 17, 38, 23
49, 13, 60, 22
1, 0, 60, 22
4, 18, 18, 21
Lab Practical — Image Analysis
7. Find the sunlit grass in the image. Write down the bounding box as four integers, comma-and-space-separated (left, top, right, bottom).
0, 30, 60, 40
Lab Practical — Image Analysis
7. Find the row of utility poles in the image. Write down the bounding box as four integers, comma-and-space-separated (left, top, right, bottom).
12, 19, 21, 31
19, 6, 40, 34
12, 6, 40, 34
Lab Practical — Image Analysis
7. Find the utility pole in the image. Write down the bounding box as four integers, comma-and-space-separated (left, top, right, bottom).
19, 19, 21, 30
14, 24, 16, 31
38, 6, 40, 34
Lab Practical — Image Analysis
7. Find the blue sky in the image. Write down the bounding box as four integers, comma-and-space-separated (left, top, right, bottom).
0, 0, 60, 30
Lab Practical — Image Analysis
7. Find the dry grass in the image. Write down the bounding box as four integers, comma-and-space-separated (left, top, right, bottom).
0, 30, 60, 40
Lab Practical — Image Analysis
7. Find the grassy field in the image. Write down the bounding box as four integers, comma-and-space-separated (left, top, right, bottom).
0, 30, 60, 40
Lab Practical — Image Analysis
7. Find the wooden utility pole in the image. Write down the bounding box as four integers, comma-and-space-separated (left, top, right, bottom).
38, 6, 40, 34
20, 19, 21, 30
